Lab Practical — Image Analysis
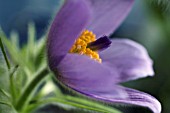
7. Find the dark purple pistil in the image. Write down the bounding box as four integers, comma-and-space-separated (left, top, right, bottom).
87, 36, 112, 51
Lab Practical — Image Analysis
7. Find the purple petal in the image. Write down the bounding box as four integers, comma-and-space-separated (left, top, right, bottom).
47, 0, 91, 69
100, 39, 154, 83
86, 0, 134, 37
75, 87, 161, 113
56, 53, 126, 97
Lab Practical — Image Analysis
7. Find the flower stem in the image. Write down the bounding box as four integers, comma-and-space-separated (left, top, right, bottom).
0, 36, 10, 70
10, 65, 19, 105
15, 66, 49, 112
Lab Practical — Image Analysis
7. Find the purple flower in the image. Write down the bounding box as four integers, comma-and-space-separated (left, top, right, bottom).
47, 0, 161, 113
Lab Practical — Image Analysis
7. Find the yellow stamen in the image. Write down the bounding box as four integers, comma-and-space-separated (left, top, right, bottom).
69, 30, 102, 63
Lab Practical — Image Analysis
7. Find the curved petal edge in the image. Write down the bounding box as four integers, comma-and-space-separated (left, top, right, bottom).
75, 87, 161, 113
100, 39, 154, 83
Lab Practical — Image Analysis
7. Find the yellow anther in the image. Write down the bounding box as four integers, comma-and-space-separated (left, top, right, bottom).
69, 30, 102, 63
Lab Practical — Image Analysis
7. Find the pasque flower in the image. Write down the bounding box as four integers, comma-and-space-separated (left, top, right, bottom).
47, 0, 161, 113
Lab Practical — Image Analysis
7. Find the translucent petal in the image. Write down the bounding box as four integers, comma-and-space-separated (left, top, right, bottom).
100, 39, 154, 82
87, 0, 134, 37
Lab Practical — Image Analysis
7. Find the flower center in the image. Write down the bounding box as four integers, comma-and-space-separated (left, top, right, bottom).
69, 30, 111, 63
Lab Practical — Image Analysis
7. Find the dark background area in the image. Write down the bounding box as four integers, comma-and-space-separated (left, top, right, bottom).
0, 0, 170, 113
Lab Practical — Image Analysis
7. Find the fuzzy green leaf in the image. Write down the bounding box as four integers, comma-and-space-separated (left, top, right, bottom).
0, 35, 16, 113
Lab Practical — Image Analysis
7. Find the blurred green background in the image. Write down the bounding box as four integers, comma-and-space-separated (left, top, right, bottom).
0, 0, 170, 113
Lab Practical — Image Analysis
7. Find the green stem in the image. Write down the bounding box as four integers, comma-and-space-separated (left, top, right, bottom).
15, 66, 49, 111
25, 98, 110, 113
0, 88, 11, 98
10, 65, 19, 104
0, 100, 12, 106
0, 36, 10, 70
